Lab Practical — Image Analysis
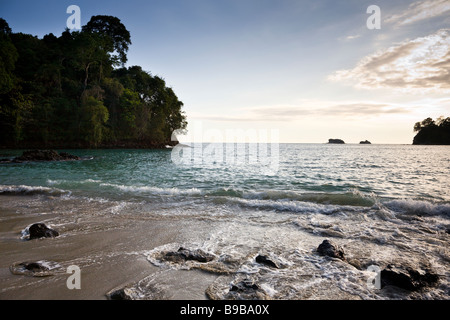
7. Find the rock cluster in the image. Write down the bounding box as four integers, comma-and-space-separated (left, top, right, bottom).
28, 223, 59, 240
317, 239, 346, 261
163, 247, 215, 263
12, 150, 80, 162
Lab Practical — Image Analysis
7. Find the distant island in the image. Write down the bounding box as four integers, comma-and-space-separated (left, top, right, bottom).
0, 16, 186, 149
359, 140, 371, 144
413, 117, 450, 145
328, 139, 345, 144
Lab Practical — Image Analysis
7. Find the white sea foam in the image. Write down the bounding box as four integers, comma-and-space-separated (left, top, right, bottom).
47, 178, 102, 185
384, 199, 450, 216
0, 184, 69, 196
99, 183, 203, 196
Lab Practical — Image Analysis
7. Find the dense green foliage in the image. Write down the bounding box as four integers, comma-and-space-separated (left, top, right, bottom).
0, 16, 186, 148
413, 116, 450, 145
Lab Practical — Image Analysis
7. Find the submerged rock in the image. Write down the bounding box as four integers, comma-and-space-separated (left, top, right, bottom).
28, 223, 59, 240
106, 287, 142, 300
13, 150, 80, 162
381, 264, 439, 291
230, 279, 260, 292
317, 239, 346, 261
206, 275, 271, 300
10, 260, 62, 277
227, 279, 270, 300
106, 278, 167, 300
163, 247, 215, 263
255, 254, 280, 269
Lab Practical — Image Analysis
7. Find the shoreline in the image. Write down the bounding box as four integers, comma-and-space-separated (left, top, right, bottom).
1, 193, 449, 300
0, 195, 218, 300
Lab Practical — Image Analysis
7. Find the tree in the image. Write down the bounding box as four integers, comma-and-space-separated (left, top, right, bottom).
0, 17, 186, 149
80, 95, 109, 147
421, 117, 435, 128
82, 15, 131, 66
0, 19, 18, 94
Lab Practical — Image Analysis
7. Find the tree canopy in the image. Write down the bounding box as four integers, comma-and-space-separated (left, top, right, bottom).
0, 16, 186, 148
413, 116, 450, 145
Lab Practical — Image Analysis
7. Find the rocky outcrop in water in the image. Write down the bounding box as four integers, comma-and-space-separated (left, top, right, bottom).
106, 287, 138, 300
10, 260, 62, 277
381, 264, 439, 291
317, 239, 346, 261
12, 150, 80, 162
28, 223, 59, 240
360, 140, 371, 144
255, 254, 281, 269
328, 139, 345, 144
227, 279, 270, 300
105, 276, 169, 300
163, 247, 215, 263
206, 276, 271, 300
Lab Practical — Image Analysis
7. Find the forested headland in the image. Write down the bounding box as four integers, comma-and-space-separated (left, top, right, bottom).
413, 116, 450, 145
0, 16, 187, 149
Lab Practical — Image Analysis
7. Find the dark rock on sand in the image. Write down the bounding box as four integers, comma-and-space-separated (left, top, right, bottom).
106, 277, 168, 300
13, 150, 80, 162
230, 279, 260, 292
106, 287, 140, 300
360, 140, 371, 144
228, 279, 270, 300
28, 223, 59, 240
255, 254, 280, 269
22, 262, 49, 272
206, 276, 271, 300
381, 264, 439, 291
164, 247, 215, 263
328, 139, 345, 144
10, 260, 62, 277
317, 239, 346, 261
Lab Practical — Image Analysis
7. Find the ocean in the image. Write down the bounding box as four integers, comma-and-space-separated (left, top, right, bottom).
0, 144, 449, 300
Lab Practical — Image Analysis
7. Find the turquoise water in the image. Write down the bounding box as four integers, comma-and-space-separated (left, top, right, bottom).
1, 144, 449, 299
1, 144, 449, 205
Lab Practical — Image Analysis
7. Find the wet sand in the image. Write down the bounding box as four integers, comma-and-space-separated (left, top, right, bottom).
0, 195, 218, 300
1, 193, 448, 301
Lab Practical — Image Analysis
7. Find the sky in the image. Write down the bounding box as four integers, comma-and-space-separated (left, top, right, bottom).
1, 0, 449, 143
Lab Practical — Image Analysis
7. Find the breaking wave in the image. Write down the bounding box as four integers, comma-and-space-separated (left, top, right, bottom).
0, 185, 70, 196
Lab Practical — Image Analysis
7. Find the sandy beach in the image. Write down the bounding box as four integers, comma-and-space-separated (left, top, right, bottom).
0, 195, 220, 300
1, 188, 448, 301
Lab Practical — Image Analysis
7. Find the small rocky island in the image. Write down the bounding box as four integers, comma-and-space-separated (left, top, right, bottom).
1, 150, 81, 163
359, 140, 371, 144
328, 139, 345, 144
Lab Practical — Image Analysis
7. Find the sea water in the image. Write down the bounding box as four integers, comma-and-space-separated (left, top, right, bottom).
0, 144, 449, 299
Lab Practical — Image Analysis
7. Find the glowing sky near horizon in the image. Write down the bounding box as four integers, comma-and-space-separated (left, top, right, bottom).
1, 0, 449, 143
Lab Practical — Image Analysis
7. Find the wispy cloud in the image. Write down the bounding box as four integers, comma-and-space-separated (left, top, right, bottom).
385, 0, 450, 26
328, 29, 450, 93
343, 34, 361, 41
190, 101, 410, 122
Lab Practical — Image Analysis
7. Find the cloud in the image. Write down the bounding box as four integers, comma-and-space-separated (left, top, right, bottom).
385, 0, 450, 26
190, 101, 409, 122
328, 29, 450, 93
343, 34, 361, 41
